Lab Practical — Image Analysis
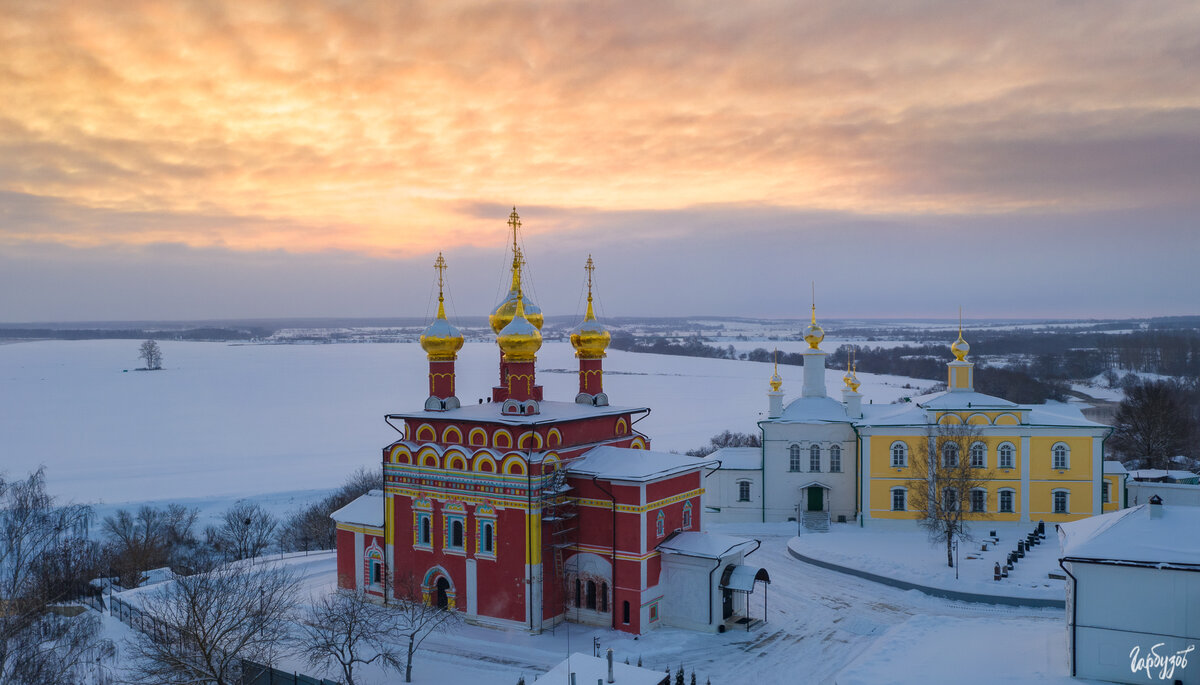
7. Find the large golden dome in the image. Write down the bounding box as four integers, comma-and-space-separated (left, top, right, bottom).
419, 253, 464, 361
489, 249, 544, 334
951, 331, 970, 361
498, 295, 542, 362
804, 304, 824, 349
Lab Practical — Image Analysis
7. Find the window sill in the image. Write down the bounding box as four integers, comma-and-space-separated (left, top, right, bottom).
443, 547, 466, 557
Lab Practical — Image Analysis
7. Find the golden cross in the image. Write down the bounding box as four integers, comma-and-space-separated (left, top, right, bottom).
507, 207, 521, 255
433, 252, 447, 299
585, 255, 595, 293
811, 281, 817, 324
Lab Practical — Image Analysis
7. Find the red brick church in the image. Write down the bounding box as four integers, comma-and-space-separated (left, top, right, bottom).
333, 209, 768, 635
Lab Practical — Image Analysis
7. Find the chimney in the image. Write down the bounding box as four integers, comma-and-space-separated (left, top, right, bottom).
1149, 494, 1163, 519
607, 648, 614, 683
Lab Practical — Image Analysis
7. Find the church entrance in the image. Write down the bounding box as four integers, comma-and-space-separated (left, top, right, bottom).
722, 587, 734, 620
435, 577, 450, 609
807, 487, 824, 512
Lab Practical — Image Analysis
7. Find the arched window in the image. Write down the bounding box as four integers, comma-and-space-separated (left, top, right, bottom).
655, 510, 665, 537
941, 443, 959, 468
829, 445, 842, 473
1052, 443, 1070, 470
682, 502, 692, 530
998, 443, 1015, 469
451, 520, 464, 549
483, 523, 494, 553
600, 582, 609, 612
788, 445, 801, 472
737, 480, 751, 502
420, 516, 431, 545
809, 445, 821, 472
586, 580, 597, 610
891, 442, 908, 468
970, 442, 986, 468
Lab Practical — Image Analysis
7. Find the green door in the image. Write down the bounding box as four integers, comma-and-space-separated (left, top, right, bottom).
807, 487, 824, 512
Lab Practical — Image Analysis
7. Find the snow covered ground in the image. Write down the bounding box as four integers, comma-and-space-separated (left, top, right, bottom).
790, 523, 1065, 600
0, 339, 935, 505
96, 526, 1091, 685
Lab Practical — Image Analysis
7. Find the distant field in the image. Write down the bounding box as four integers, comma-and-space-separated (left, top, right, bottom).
0, 339, 935, 505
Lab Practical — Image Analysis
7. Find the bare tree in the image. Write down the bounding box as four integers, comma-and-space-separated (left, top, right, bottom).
1, 468, 115, 683
138, 340, 163, 370
280, 468, 381, 553
206, 501, 278, 561
391, 573, 462, 683
1111, 379, 1197, 469
124, 562, 300, 685
103, 504, 200, 587
906, 424, 994, 567
295, 590, 407, 685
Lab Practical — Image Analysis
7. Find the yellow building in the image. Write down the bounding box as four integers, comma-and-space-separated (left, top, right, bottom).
732, 315, 1116, 529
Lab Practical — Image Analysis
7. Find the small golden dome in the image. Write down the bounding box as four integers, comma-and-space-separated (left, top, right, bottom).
498, 293, 542, 362
842, 369, 854, 389
951, 331, 970, 362
489, 249, 544, 333
804, 304, 824, 349
570, 256, 610, 359
420, 253, 464, 361
769, 349, 783, 392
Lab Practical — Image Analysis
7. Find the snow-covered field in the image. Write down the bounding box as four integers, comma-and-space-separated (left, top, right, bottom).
0, 339, 935, 506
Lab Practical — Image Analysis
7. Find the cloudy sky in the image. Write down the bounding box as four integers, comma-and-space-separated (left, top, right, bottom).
2, 0, 1198, 322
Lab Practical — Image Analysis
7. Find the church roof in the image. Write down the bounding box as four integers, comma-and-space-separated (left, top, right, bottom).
1058, 503, 1200, 569
330, 490, 385, 528
656, 531, 758, 559
917, 390, 1020, 410
567, 446, 716, 482
533, 653, 668, 685
388, 400, 647, 426
772, 396, 853, 423
709, 446, 762, 470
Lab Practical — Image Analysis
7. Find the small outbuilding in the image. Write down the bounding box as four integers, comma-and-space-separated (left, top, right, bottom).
532, 651, 668, 685
656, 531, 770, 633
1058, 497, 1200, 684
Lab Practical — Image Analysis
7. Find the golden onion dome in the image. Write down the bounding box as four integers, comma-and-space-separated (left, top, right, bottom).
489, 248, 544, 333
769, 369, 783, 392
951, 331, 970, 362
570, 256, 610, 359
497, 293, 542, 362
842, 368, 854, 389
804, 303, 825, 349
419, 253, 464, 361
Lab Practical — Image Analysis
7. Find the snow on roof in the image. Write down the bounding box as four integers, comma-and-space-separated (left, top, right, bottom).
1103, 461, 1128, 474
709, 446, 762, 470
774, 396, 852, 423
388, 400, 647, 426
1058, 503, 1200, 568
330, 490, 385, 528
1026, 402, 1108, 428
918, 390, 1019, 410
656, 531, 757, 559
721, 564, 770, 592
533, 653, 667, 685
567, 446, 716, 482
1128, 469, 1199, 481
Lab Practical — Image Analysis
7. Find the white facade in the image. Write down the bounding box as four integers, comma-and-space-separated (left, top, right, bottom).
703, 447, 763, 523
761, 414, 857, 523
657, 532, 768, 633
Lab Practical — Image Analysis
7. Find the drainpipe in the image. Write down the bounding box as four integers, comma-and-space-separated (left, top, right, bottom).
527, 442, 535, 631
755, 420, 768, 523
1058, 559, 1078, 677
850, 424, 862, 527
591, 476, 618, 630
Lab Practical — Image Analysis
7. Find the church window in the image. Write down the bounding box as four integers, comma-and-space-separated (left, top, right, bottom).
809, 445, 821, 472
788, 445, 801, 472
450, 520, 464, 549
999, 489, 1015, 513
575, 579, 582, 608
999, 443, 1015, 469
942, 487, 959, 512
829, 445, 842, 473
941, 443, 959, 468
970, 442, 986, 468
655, 510, 665, 537
600, 582, 609, 613
970, 488, 986, 513
737, 480, 751, 502
1053, 490, 1069, 514
482, 522, 494, 553
891, 488, 906, 511
586, 580, 597, 610
1102, 481, 1110, 504
890, 442, 908, 468
370, 560, 382, 586
417, 514, 432, 547
1052, 443, 1069, 470
682, 502, 692, 529
622, 601, 630, 624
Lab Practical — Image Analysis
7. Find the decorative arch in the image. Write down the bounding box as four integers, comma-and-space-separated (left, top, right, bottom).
542, 452, 561, 471
473, 451, 498, 473
994, 413, 1020, 426
421, 565, 456, 609
682, 501, 693, 529
547, 428, 563, 448
468, 428, 488, 447
502, 455, 527, 475
518, 431, 543, 450
615, 418, 628, 436
938, 413, 963, 425
445, 451, 468, 470
890, 441, 909, 468
493, 430, 513, 449
966, 413, 991, 426
415, 423, 436, 442
629, 436, 647, 450
390, 445, 412, 464
418, 447, 441, 468
441, 426, 463, 444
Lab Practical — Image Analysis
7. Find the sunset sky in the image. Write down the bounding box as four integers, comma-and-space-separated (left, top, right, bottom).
2, 0, 1198, 321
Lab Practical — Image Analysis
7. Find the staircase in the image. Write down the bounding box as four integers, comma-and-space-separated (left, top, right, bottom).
801, 511, 830, 532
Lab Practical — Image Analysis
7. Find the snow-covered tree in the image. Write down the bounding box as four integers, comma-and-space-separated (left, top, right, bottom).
138, 339, 163, 370
295, 589, 407, 685
206, 501, 277, 561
